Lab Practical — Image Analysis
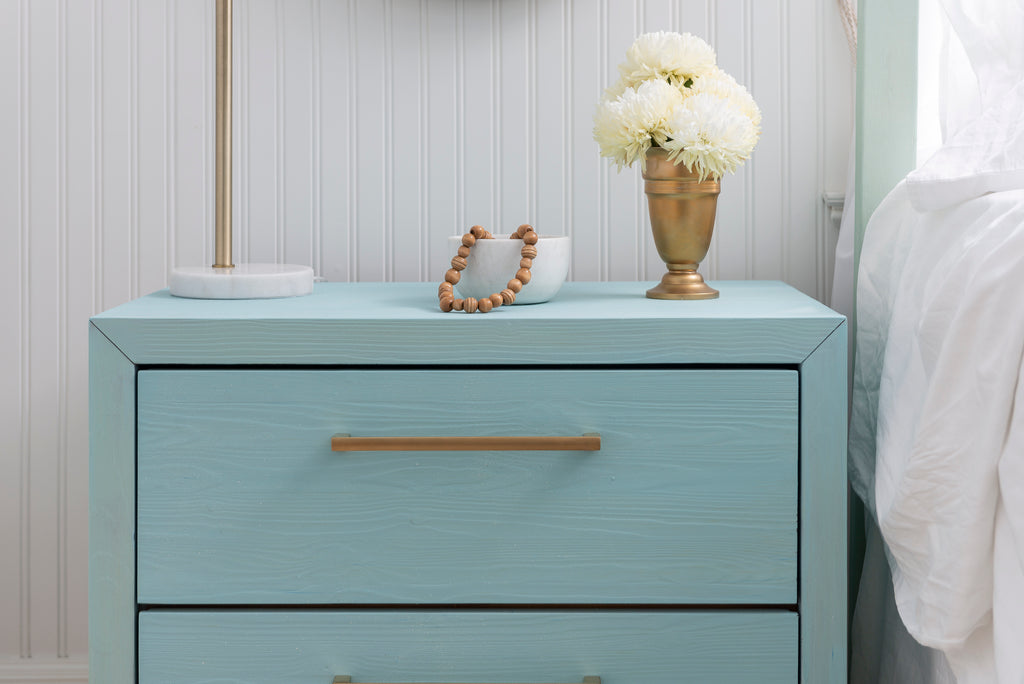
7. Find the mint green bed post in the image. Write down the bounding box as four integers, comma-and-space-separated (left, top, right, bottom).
854, 0, 918, 280
852, 0, 919, 645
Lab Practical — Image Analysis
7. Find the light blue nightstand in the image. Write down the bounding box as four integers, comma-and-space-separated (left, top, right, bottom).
90, 281, 847, 684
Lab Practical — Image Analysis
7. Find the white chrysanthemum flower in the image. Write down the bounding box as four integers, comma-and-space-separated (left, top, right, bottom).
617, 31, 716, 91
593, 79, 685, 170
688, 66, 762, 129
662, 92, 759, 180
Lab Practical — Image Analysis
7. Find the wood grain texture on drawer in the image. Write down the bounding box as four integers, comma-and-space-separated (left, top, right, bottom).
137, 370, 797, 604
138, 610, 798, 684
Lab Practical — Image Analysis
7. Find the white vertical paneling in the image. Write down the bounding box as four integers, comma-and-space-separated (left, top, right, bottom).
236, 0, 247, 263
28, 0, 61, 658
785, 0, 821, 297
137, 0, 171, 296
0, 0, 854, 673
281, 0, 315, 269
497, 0, 527, 233
424, 0, 458, 280
63, 0, 93, 655
56, 0, 69, 658
534, 0, 566, 246
242, 0, 277, 264
391, 0, 426, 278
274, 0, 284, 263
317, 0, 354, 282
173, 0, 209, 269
605, 0, 641, 280
569, 0, 602, 280
461, 1, 497, 233
99, 0, 132, 308
354, 0, 387, 279
750, 0, 785, 281
709, 0, 748, 281
0, 0, 24, 661
311, 0, 323, 276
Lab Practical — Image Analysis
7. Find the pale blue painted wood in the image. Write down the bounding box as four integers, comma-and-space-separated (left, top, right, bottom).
138, 610, 799, 684
88, 324, 136, 684
91, 281, 844, 366
137, 369, 799, 605
799, 324, 848, 683
89, 281, 848, 683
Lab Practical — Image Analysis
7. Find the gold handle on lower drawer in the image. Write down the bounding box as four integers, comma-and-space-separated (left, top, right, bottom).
333, 677, 601, 684
331, 433, 601, 452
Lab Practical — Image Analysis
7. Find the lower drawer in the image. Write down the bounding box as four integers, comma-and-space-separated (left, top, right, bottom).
138, 610, 798, 684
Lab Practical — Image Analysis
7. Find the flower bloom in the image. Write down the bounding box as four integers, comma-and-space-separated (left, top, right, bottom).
593, 79, 685, 170
687, 66, 762, 130
662, 92, 759, 181
613, 31, 716, 95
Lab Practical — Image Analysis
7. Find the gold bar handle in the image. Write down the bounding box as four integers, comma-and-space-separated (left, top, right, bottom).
333, 677, 600, 684
331, 433, 601, 452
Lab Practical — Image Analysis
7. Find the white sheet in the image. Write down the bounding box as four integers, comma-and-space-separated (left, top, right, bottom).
850, 181, 1024, 683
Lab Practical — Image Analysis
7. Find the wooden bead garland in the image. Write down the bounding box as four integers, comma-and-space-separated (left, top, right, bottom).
439, 224, 538, 313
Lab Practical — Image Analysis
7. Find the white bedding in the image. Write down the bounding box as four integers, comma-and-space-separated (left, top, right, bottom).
850, 181, 1024, 683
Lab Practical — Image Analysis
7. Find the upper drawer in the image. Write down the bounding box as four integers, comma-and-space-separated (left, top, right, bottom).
137, 369, 797, 604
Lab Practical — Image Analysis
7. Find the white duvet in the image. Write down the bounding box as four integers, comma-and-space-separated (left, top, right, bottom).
850, 181, 1024, 683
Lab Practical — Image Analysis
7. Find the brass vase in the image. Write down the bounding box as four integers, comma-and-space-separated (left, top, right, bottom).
642, 147, 720, 300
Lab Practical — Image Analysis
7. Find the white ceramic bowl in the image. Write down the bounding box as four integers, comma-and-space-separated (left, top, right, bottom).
448, 234, 570, 305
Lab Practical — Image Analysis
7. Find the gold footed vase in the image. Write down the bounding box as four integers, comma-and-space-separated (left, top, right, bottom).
642, 147, 720, 300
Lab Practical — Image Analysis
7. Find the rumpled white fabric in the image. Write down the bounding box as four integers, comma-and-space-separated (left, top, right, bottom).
850, 181, 1024, 683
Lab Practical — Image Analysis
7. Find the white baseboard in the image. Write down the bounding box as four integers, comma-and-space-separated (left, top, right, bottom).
0, 660, 88, 683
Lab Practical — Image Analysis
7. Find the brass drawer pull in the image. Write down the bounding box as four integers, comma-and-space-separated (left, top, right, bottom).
333, 677, 601, 684
331, 433, 601, 452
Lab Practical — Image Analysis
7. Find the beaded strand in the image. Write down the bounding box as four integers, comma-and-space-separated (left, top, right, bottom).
438, 224, 539, 313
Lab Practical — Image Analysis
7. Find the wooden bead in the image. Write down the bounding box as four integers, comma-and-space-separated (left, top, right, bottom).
438, 223, 534, 313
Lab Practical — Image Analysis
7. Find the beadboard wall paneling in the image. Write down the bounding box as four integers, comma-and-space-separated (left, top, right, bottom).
0, 0, 24, 660
0, 0, 853, 673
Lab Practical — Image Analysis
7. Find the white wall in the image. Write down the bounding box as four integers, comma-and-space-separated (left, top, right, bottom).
0, 0, 854, 678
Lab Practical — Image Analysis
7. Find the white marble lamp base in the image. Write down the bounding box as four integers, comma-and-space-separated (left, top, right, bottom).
169, 263, 314, 299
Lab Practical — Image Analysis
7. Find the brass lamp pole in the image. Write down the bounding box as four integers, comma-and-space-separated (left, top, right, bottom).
168, 0, 313, 298
215, 0, 234, 269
